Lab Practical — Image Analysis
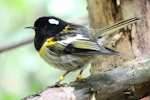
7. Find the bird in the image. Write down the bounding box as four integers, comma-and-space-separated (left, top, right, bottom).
26, 16, 141, 84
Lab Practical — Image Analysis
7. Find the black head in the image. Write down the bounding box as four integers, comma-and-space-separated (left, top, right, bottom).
26, 16, 69, 51
34, 16, 68, 36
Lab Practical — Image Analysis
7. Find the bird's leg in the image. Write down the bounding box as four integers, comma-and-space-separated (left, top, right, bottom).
76, 70, 83, 80
59, 71, 70, 82
54, 71, 71, 86
53, 67, 84, 86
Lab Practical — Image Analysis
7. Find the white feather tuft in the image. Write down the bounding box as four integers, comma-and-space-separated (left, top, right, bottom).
61, 34, 89, 44
48, 19, 59, 25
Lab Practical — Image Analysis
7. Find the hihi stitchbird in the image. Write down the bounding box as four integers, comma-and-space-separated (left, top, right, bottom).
26, 16, 141, 84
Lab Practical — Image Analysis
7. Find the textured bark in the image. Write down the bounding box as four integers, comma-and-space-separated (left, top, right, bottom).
87, 0, 150, 99
87, 0, 150, 75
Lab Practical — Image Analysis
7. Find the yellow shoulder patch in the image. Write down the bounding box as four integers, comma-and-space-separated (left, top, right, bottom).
39, 37, 56, 57
60, 25, 70, 33
45, 37, 57, 46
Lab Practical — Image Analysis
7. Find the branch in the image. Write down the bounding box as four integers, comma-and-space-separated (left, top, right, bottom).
0, 17, 89, 53
22, 55, 150, 100
0, 36, 34, 53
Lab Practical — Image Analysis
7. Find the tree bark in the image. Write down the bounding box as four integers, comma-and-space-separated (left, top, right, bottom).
87, 0, 150, 99
87, 0, 150, 75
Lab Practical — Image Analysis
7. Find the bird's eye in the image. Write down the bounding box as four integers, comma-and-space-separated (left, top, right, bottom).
44, 25, 48, 29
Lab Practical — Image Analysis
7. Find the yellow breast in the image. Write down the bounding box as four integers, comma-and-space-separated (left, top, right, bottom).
39, 37, 56, 57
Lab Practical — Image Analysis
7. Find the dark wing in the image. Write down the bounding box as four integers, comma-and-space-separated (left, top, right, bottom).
63, 39, 119, 55
48, 32, 118, 55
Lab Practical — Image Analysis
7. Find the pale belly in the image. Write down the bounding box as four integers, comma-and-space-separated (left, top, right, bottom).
40, 47, 94, 71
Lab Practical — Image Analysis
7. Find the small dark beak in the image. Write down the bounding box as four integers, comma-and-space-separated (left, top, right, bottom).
25, 26, 36, 29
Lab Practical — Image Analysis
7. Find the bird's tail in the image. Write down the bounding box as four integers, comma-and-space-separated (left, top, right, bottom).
94, 16, 141, 46
100, 46, 120, 56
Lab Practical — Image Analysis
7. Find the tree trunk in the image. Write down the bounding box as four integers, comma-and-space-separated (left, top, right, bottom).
87, 0, 150, 99
87, 0, 150, 75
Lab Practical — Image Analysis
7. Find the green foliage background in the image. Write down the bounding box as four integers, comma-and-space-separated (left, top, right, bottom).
0, 0, 88, 99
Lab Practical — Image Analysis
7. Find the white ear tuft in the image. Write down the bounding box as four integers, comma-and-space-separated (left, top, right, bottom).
48, 19, 59, 25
